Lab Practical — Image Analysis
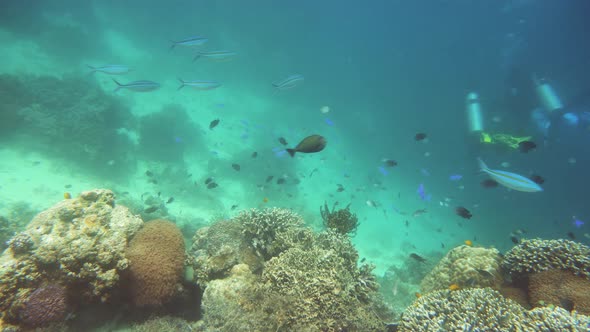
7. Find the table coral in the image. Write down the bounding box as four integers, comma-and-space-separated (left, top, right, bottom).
503, 238, 590, 279
420, 245, 503, 293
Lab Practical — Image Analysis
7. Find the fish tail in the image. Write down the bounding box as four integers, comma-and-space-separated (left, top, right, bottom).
177, 78, 186, 90
86, 64, 97, 74
112, 78, 122, 92
477, 158, 489, 172
192, 53, 201, 62
169, 40, 177, 51
286, 149, 296, 157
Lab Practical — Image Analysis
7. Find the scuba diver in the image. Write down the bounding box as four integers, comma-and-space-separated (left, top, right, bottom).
466, 67, 589, 155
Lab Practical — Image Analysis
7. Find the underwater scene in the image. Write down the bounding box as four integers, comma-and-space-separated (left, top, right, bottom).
1, 0, 590, 331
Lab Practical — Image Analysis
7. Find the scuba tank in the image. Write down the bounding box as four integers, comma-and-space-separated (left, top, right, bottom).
466, 92, 484, 133
533, 75, 563, 112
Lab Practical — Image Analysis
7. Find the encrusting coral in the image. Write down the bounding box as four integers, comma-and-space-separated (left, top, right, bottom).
19, 284, 67, 327
528, 269, 590, 315
0, 189, 143, 323
420, 245, 503, 293
503, 238, 590, 279
126, 219, 186, 306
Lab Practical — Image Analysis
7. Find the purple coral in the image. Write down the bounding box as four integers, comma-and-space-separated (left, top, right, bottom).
20, 285, 67, 327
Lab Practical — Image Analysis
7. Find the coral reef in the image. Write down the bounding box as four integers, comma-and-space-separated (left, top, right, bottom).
130, 315, 195, 332
189, 220, 263, 287
236, 208, 310, 260
528, 269, 590, 315
0, 189, 143, 323
126, 219, 186, 306
420, 245, 503, 293
6, 232, 33, 255
191, 209, 391, 331
19, 284, 67, 327
400, 287, 590, 331
320, 201, 359, 235
1, 74, 136, 175
503, 238, 590, 279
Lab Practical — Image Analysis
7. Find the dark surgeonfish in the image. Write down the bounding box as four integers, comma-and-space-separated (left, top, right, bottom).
112, 79, 160, 92
169, 36, 208, 50
286, 135, 327, 157
272, 74, 304, 90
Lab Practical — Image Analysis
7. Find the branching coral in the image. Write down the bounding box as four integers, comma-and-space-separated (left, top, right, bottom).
236, 208, 310, 260
399, 287, 590, 331
126, 219, 185, 306
320, 202, 359, 235
503, 238, 590, 279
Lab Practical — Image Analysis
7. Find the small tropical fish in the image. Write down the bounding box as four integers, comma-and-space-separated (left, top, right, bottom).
415, 133, 427, 141
145, 171, 154, 177
384, 159, 398, 167
231, 204, 238, 210
64, 192, 72, 199
276, 178, 286, 185
417, 183, 431, 201
324, 118, 334, 126
251, 152, 258, 158
64, 184, 72, 189
286, 135, 327, 157
262, 197, 269, 203
510, 235, 520, 244
478, 158, 543, 192
144, 206, 158, 213
409, 253, 427, 263
480, 179, 499, 188
449, 174, 463, 181
272, 74, 304, 90
207, 182, 218, 189
366, 200, 378, 208
209, 119, 220, 130
567, 231, 576, 239
87, 64, 130, 75
178, 79, 221, 91
170, 36, 208, 50
205, 177, 213, 184
232, 163, 241, 171
193, 50, 237, 62
112, 79, 160, 92
529, 174, 545, 185
455, 206, 472, 219
448, 284, 460, 291
412, 209, 427, 217
148, 178, 158, 184
573, 216, 584, 228
166, 197, 174, 204
278, 137, 288, 146
518, 141, 537, 153
464, 240, 473, 246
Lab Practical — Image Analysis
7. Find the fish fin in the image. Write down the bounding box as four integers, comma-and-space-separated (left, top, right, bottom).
86, 65, 96, 74
192, 53, 201, 62
286, 149, 296, 157
112, 78, 122, 93
177, 78, 185, 90
477, 158, 489, 172
169, 40, 177, 51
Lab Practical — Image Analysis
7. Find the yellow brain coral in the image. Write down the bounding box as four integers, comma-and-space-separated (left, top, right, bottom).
126, 219, 185, 306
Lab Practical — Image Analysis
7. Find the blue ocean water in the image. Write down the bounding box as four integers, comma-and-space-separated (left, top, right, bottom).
1, 0, 590, 330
